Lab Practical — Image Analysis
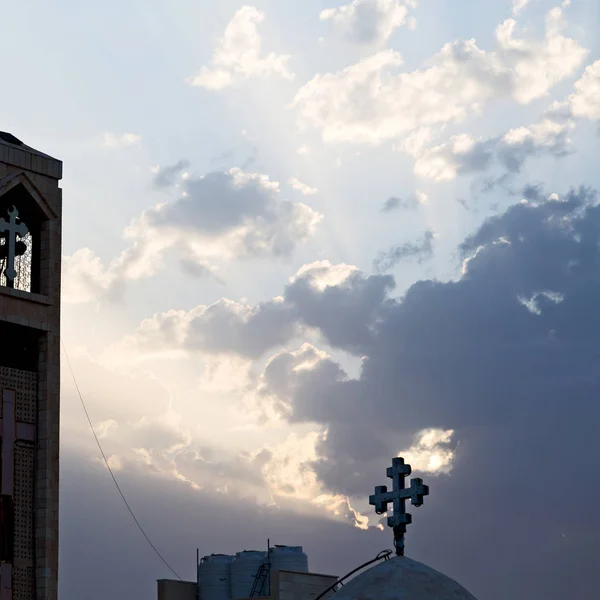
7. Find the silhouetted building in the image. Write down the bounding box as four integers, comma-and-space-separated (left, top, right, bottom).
0, 132, 62, 600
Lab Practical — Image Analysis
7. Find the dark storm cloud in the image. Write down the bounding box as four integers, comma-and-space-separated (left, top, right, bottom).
89, 184, 600, 599
187, 267, 394, 358
278, 185, 600, 440
520, 182, 546, 202
373, 230, 434, 272
284, 267, 395, 356
127, 264, 394, 359
253, 185, 600, 599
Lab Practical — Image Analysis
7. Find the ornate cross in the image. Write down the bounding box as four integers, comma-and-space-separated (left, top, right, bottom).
0, 388, 36, 599
0, 206, 28, 287
369, 457, 429, 556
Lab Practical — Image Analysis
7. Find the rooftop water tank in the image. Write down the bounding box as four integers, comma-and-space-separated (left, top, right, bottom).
268, 545, 309, 574
198, 554, 233, 600
230, 550, 266, 599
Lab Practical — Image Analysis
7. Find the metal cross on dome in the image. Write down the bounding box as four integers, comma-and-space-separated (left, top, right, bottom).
369, 457, 429, 556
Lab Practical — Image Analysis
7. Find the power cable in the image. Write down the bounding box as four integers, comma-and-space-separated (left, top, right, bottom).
62, 341, 183, 581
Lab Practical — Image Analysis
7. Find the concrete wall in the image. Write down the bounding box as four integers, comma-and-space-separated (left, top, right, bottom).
157, 579, 196, 600
271, 570, 338, 600
159, 569, 337, 600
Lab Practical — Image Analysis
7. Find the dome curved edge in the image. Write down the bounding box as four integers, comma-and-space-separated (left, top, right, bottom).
333, 555, 478, 600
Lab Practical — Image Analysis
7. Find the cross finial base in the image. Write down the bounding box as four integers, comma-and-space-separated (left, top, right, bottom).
393, 526, 406, 556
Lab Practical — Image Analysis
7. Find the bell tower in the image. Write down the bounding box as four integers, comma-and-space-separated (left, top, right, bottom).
0, 132, 62, 600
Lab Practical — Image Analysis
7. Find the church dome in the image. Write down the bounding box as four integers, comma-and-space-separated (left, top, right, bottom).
333, 555, 478, 600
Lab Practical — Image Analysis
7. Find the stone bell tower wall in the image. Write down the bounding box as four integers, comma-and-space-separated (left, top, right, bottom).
0, 133, 62, 600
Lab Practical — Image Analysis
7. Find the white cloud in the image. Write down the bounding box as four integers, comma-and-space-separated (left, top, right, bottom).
61, 349, 181, 454
93, 453, 125, 472
290, 260, 359, 291
502, 117, 572, 150
320, 0, 415, 45
176, 432, 369, 526
407, 50, 600, 184
512, 0, 531, 15
62, 248, 116, 304
105, 296, 298, 365
188, 6, 294, 90
415, 189, 429, 204
518, 290, 564, 315
499, 117, 574, 172
292, 6, 586, 145
297, 145, 311, 155
288, 176, 318, 195
62, 167, 322, 304
413, 134, 493, 182
542, 59, 600, 124
497, 7, 585, 104
123, 167, 322, 267
67, 348, 368, 524
567, 60, 600, 121
261, 431, 369, 528
104, 259, 391, 367
95, 419, 119, 440
197, 355, 253, 393
400, 428, 456, 474
151, 159, 190, 189
102, 132, 141, 148
412, 116, 574, 182
106, 455, 124, 471
382, 190, 428, 211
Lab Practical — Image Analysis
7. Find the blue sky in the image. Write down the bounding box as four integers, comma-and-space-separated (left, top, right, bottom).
3, 1, 600, 599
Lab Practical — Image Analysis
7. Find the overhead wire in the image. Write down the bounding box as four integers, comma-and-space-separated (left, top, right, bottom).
62, 340, 183, 581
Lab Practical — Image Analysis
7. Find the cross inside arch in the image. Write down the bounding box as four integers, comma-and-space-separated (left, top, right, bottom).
0, 206, 28, 288
369, 457, 429, 556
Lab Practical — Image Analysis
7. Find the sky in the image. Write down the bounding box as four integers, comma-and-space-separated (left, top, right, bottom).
2, 0, 600, 598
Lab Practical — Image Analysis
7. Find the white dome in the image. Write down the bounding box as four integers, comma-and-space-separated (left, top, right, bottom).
333, 556, 478, 600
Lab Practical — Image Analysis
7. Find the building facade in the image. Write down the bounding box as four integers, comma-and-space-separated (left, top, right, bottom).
0, 132, 62, 600
157, 569, 338, 600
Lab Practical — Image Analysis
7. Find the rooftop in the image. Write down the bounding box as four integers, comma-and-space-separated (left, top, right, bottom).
0, 131, 62, 180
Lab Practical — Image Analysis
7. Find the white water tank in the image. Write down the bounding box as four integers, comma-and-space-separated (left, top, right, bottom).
198, 554, 233, 600
268, 545, 309, 574
230, 550, 266, 599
